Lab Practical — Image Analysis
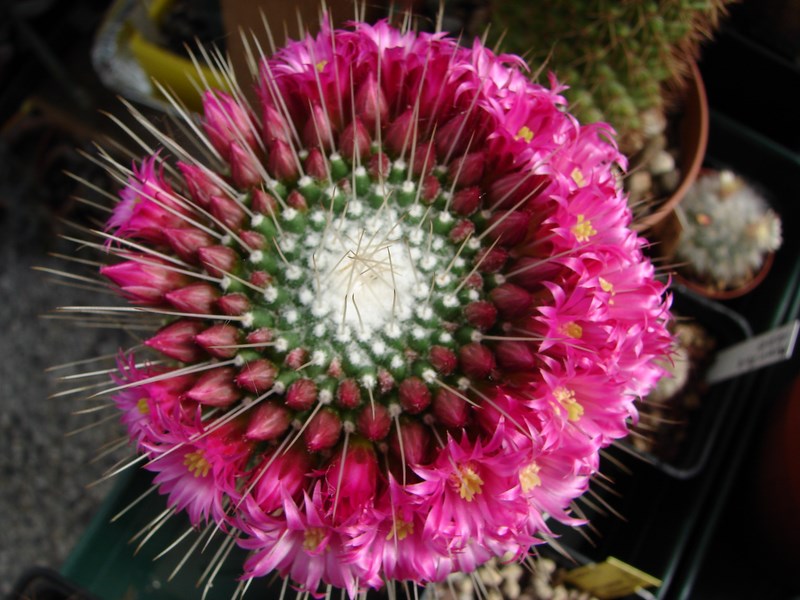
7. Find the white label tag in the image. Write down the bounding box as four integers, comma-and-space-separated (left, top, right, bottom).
705, 320, 799, 384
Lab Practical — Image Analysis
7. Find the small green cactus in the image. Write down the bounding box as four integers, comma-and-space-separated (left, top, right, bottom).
675, 170, 782, 291
492, 0, 732, 155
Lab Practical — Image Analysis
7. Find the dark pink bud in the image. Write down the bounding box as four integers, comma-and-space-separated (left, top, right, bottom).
251, 189, 279, 216
340, 119, 371, 160
336, 378, 362, 409
389, 420, 430, 466
101, 258, 187, 304
165, 282, 220, 314
286, 190, 308, 212
268, 139, 299, 182
303, 104, 335, 151
458, 343, 495, 380
429, 345, 458, 376
465, 272, 484, 290
357, 404, 391, 441
164, 228, 215, 263
508, 257, 562, 290
246, 328, 273, 345
218, 293, 250, 316
327, 357, 343, 379
488, 171, 547, 210
235, 358, 278, 393
285, 348, 308, 371
194, 324, 241, 359
385, 109, 415, 156
448, 152, 484, 188
305, 408, 342, 451
464, 301, 497, 331
324, 440, 378, 519
145, 320, 205, 362
474, 247, 509, 273
245, 402, 291, 441
178, 162, 224, 208
304, 148, 328, 180
252, 446, 310, 512
398, 377, 431, 414
261, 103, 291, 145
485, 210, 531, 246
452, 186, 482, 216
436, 113, 474, 159
495, 340, 536, 371
489, 283, 532, 318
412, 142, 436, 177
368, 152, 391, 180
228, 143, 262, 189
449, 219, 475, 244
239, 230, 266, 250
202, 90, 257, 158
198, 245, 238, 277
354, 73, 388, 131
285, 378, 317, 410
249, 271, 272, 288
433, 388, 470, 428
421, 175, 440, 204
210, 195, 246, 231
186, 367, 241, 406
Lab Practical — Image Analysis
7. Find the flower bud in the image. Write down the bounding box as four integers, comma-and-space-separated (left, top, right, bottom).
305, 408, 342, 451
458, 343, 495, 380
261, 103, 291, 145
336, 378, 362, 409
145, 319, 205, 362
186, 367, 241, 406
356, 403, 391, 441
421, 175, 440, 203
464, 301, 497, 331
268, 139, 300, 182
412, 142, 436, 177
354, 73, 388, 131
245, 402, 291, 441
485, 210, 531, 246
324, 439, 378, 518
449, 219, 475, 244
217, 293, 250, 316
433, 388, 470, 428
398, 377, 431, 414
285, 378, 318, 410
304, 148, 328, 180
198, 245, 238, 277
210, 195, 247, 231
178, 162, 224, 208
165, 282, 220, 314
101, 258, 187, 305
495, 340, 536, 371
452, 186, 482, 216
286, 190, 307, 212
194, 324, 241, 359
489, 283, 532, 318
447, 152, 485, 188
474, 246, 509, 273
235, 359, 278, 393
389, 419, 430, 466
251, 189, 279, 216
303, 104, 335, 151
340, 119, 371, 160
368, 152, 391, 180
239, 230, 266, 250
252, 447, 311, 513
228, 143, 262, 189
429, 346, 457, 376
285, 348, 308, 371
202, 90, 257, 158
385, 109, 415, 156
164, 228, 215, 263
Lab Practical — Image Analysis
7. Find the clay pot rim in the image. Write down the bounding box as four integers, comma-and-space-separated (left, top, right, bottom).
672, 250, 775, 300
634, 61, 709, 232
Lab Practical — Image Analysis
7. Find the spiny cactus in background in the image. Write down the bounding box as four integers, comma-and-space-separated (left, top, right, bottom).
55, 15, 673, 598
675, 170, 782, 291
492, 0, 733, 156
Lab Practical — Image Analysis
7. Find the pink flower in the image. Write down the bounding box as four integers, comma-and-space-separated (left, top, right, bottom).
88, 15, 674, 598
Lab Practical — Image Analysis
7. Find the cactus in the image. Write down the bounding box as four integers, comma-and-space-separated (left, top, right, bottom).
492, 0, 732, 156
675, 170, 782, 291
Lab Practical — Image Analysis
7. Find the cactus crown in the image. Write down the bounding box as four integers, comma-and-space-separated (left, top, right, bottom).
492, 0, 732, 154
675, 170, 782, 290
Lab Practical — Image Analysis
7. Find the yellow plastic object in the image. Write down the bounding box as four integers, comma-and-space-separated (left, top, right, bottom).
128, 0, 228, 113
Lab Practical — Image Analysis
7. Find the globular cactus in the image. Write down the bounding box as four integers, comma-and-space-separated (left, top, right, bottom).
492, 0, 733, 156
675, 170, 782, 291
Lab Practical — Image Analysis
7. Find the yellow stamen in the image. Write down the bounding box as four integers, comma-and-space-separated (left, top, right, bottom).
599, 277, 616, 305
562, 321, 583, 339
183, 450, 211, 478
455, 465, 484, 502
515, 126, 534, 143
571, 214, 597, 242
316, 60, 328, 72
519, 462, 542, 492
136, 398, 149, 415
303, 527, 326, 552
571, 167, 587, 187
386, 516, 414, 541
554, 386, 584, 421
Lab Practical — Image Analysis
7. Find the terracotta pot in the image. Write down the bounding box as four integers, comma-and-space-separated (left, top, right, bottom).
673, 251, 774, 300
634, 61, 709, 232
